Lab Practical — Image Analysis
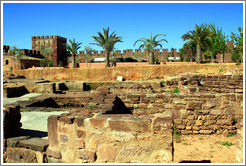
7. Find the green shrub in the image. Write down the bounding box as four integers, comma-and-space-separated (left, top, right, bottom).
226, 133, 235, 137
221, 141, 232, 147
40, 59, 46, 67
88, 104, 98, 109
219, 68, 224, 73
172, 87, 180, 93
236, 62, 241, 65
162, 80, 166, 85
48, 60, 54, 67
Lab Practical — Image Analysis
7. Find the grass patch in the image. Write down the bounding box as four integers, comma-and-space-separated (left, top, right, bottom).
194, 70, 198, 73
162, 80, 166, 85
88, 104, 98, 109
199, 136, 204, 140
56, 79, 61, 81
219, 68, 224, 73
173, 127, 181, 143
236, 62, 241, 65
221, 141, 233, 147
172, 87, 180, 93
226, 133, 235, 137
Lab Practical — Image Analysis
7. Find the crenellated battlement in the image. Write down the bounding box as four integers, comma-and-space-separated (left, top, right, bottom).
32, 35, 67, 41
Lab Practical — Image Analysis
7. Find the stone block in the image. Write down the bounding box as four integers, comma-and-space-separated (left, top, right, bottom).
19, 138, 49, 152
109, 117, 151, 132
78, 149, 96, 161
77, 139, 85, 149
47, 115, 59, 147
195, 120, 204, 126
77, 130, 86, 138
199, 130, 213, 134
37, 83, 55, 93
59, 116, 75, 124
152, 117, 173, 131
60, 135, 69, 143
89, 118, 106, 128
186, 102, 202, 110
46, 147, 62, 159
5, 147, 37, 163
97, 144, 116, 161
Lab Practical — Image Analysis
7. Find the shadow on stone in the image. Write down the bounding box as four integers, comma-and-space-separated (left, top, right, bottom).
19, 129, 48, 138
179, 160, 211, 163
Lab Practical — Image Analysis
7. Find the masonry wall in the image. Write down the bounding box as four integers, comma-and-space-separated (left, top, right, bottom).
46, 114, 173, 163
32, 36, 68, 66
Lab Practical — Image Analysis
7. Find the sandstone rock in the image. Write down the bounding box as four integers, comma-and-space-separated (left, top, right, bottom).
97, 144, 116, 162
35, 151, 44, 163
78, 149, 96, 161
19, 138, 49, 152
199, 130, 213, 134
5, 147, 37, 163
186, 102, 202, 110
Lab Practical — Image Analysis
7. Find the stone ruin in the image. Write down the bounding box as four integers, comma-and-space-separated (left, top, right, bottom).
2, 72, 244, 163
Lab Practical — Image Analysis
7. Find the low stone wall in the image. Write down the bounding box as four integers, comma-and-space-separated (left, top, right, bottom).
118, 92, 243, 135
164, 73, 243, 94
46, 114, 173, 163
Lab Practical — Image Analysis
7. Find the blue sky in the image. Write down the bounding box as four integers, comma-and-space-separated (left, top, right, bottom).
3, 2, 244, 52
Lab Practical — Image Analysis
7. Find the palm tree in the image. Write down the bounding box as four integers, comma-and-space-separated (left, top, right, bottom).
183, 40, 196, 62
182, 24, 213, 63
84, 45, 95, 67
65, 39, 82, 68
134, 33, 168, 64
40, 44, 54, 67
90, 27, 123, 67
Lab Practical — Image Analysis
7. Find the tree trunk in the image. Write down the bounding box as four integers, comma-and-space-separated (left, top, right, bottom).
105, 51, 110, 67
149, 52, 154, 65
210, 52, 213, 63
72, 54, 76, 68
196, 44, 201, 63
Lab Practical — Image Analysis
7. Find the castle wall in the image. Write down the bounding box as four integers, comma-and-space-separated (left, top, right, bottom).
32, 36, 67, 66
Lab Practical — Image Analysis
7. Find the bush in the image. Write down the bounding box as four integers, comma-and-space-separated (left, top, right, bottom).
231, 49, 240, 62
40, 59, 46, 67
172, 87, 180, 93
48, 60, 54, 67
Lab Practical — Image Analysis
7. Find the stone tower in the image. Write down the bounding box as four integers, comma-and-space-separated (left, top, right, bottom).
32, 35, 68, 66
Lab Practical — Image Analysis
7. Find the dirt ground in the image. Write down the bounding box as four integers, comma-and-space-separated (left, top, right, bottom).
173, 134, 239, 163
4, 63, 243, 81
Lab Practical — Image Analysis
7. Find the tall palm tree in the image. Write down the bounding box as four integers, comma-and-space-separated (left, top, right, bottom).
90, 27, 123, 67
134, 33, 168, 64
65, 39, 82, 68
84, 45, 95, 67
182, 24, 213, 63
183, 40, 196, 62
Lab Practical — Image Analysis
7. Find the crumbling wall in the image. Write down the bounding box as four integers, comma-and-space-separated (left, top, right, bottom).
46, 114, 173, 163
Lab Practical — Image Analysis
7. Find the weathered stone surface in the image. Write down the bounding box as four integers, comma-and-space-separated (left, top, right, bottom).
78, 149, 96, 161
46, 147, 62, 159
97, 144, 116, 161
152, 117, 173, 131
5, 147, 37, 163
199, 130, 213, 134
77, 130, 86, 138
37, 83, 55, 93
89, 118, 106, 128
109, 117, 151, 132
19, 138, 49, 152
186, 102, 202, 110
47, 115, 59, 147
